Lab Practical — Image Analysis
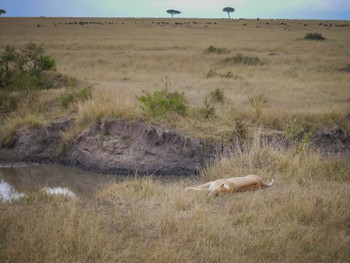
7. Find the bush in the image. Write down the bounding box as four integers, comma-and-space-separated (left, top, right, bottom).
209, 88, 224, 103
38, 55, 56, 71
248, 94, 269, 118
137, 89, 188, 117
304, 32, 325, 41
224, 54, 262, 66
0, 43, 56, 90
204, 70, 218, 78
204, 45, 229, 54
283, 119, 315, 152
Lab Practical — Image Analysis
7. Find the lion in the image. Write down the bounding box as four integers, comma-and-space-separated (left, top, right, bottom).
185, 175, 274, 197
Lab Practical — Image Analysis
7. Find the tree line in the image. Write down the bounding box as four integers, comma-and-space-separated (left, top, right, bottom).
0, 7, 235, 19
167, 7, 235, 18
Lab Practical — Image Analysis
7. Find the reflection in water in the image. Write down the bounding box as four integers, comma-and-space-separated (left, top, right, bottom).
0, 162, 191, 202
0, 179, 25, 201
45, 187, 76, 198
0, 163, 117, 201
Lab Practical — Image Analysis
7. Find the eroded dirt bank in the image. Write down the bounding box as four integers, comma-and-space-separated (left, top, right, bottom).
0, 118, 349, 175
0, 119, 212, 175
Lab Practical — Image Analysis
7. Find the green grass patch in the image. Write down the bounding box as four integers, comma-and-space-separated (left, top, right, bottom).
224, 53, 262, 66
60, 86, 93, 109
304, 32, 326, 41
204, 45, 230, 54
137, 89, 188, 117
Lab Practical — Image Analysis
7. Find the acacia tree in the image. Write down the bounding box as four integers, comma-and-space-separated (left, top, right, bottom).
223, 7, 235, 19
0, 9, 6, 16
167, 9, 181, 18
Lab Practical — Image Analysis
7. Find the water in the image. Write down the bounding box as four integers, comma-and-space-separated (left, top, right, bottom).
0, 162, 117, 202
0, 162, 192, 202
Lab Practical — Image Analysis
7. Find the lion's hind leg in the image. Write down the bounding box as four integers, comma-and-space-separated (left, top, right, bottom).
185, 181, 212, 192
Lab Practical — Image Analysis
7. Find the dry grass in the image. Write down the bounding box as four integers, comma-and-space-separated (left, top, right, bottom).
1, 133, 349, 262
1, 17, 349, 139
0, 114, 44, 147
0, 17, 350, 262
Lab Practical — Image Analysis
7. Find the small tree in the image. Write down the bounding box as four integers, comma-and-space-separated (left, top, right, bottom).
0, 9, 6, 16
223, 7, 235, 19
167, 9, 181, 18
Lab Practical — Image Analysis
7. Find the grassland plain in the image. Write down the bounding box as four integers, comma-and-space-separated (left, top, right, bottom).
0, 17, 350, 262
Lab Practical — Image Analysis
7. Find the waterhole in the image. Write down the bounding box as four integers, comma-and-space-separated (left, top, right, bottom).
0, 162, 191, 202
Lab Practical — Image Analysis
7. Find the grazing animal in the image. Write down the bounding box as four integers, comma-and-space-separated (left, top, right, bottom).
185, 175, 274, 197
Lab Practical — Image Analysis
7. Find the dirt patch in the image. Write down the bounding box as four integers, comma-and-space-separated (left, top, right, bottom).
0, 118, 212, 176
0, 119, 72, 163
311, 127, 350, 156
60, 119, 212, 175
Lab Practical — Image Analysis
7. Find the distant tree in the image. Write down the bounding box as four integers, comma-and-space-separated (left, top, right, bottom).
0, 9, 6, 16
223, 7, 235, 19
167, 9, 181, 18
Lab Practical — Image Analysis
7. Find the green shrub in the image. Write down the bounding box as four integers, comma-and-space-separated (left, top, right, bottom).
234, 119, 247, 141
304, 32, 325, 41
205, 70, 218, 78
204, 45, 229, 54
209, 88, 224, 103
219, 71, 238, 79
248, 94, 269, 118
38, 55, 56, 71
0, 43, 56, 90
137, 89, 188, 117
224, 54, 262, 66
60, 86, 93, 109
283, 119, 315, 152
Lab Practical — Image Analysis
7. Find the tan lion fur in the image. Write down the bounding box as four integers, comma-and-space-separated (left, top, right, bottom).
185, 175, 274, 197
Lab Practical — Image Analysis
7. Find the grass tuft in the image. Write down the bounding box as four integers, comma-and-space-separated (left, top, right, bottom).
224, 53, 263, 66
204, 45, 230, 54
304, 32, 326, 41
60, 85, 93, 109
1, 114, 43, 147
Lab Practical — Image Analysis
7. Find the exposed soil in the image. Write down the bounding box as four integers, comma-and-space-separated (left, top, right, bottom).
0, 118, 349, 175
0, 118, 212, 176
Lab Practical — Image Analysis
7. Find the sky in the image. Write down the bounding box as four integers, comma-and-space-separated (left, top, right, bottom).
0, 0, 349, 20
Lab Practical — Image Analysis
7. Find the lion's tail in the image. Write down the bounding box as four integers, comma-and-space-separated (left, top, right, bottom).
265, 178, 274, 187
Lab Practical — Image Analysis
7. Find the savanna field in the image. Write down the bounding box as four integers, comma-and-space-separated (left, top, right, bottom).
0, 17, 350, 262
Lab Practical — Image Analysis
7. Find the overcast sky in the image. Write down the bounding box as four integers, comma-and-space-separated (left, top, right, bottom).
1, 0, 349, 20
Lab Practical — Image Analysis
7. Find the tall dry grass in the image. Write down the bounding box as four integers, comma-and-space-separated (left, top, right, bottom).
1, 18, 349, 139
1, 133, 349, 262
0, 17, 349, 262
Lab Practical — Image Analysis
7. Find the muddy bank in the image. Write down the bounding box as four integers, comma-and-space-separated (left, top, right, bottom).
0, 119, 212, 176
0, 118, 349, 175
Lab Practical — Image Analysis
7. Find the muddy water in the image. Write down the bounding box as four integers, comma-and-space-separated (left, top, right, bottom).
0, 163, 191, 202
0, 163, 120, 202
